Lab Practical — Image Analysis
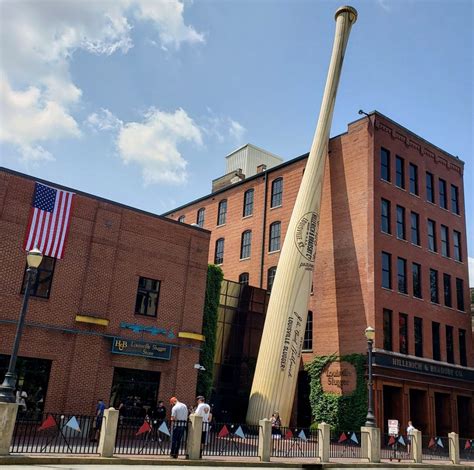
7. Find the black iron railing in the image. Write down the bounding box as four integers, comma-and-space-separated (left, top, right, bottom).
329, 430, 362, 459
460, 437, 474, 462
114, 417, 187, 455
421, 435, 450, 460
11, 412, 100, 454
271, 426, 318, 458
380, 433, 411, 461
202, 422, 259, 457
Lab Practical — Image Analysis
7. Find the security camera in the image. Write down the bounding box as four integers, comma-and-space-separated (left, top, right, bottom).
194, 364, 206, 371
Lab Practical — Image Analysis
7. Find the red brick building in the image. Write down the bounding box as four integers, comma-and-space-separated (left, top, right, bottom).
164, 111, 474, 436
0, 168, 210, 416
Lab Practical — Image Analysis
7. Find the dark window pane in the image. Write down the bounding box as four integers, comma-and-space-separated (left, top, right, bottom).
382, 252, 392, 289
135, 276, 160, 317
243, 189, 254, 217
240, 230, 252, 259
451, 185, 459, 215
456, 278, 465, 311
426, 172, 435, 203
427, 219, 437, 252
446, 326, 454, 364
267, 267, 277, 291
399, 313, 408, 354
411, 212, 420, 245
381, 199, 391, 234
303, 311, 313, 351
383, 309, 392, 351
396, 156, 405, 189
197, 208, 205, 227
21, 256, 56, 299
459, 329, 467, 366
440, 225, 449, 257
271, 178, 283, 208
430, 269, 439, 303
409, 163, 418, 195
453, 230, 462, 261
239, 273, 249, 285
414, 317, 423, 357
217, 200, 227, 225
381, 148, 391, 182
178, 215, 185, 223
396, 205, 405, 239
432, 322, 441, 361
439, 179, 447, 209
412, 262, 422, 299
269, 222, 281, 252
397, 257, 407, 294
443, 273, 452, 307
214, 238, 225, 264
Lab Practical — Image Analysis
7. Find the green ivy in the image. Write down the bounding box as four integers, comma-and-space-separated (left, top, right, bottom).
305, 353, 367, 432
196, 264, 223, 400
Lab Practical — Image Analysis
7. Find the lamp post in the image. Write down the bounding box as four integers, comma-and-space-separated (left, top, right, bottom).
0, 248, 43, 403
365, 326, 376, 427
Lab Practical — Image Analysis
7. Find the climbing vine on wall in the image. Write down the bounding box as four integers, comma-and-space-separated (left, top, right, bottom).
305, 353, 367, 432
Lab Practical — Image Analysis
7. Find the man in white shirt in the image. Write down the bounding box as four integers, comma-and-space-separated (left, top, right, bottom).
195, 396, 211, 455
170, 397, 188, 458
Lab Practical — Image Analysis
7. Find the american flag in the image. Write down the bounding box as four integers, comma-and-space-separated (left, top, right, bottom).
23, 182, 75, 259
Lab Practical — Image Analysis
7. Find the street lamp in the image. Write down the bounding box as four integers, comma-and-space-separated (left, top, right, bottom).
365, 326, 376, 427
0, 248, 43, 403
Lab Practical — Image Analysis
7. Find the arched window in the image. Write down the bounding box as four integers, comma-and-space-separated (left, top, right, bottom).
243, 189, 254, 217
271, 178, 283, 208
217, 200, 227, 225
240, 230, 252, 259
214, 238, 225, 264
196, 208, 205, 227
269, 221, 281, 252
267, 266, 277, 292
303, 311, 313, 351
239, 273, 249, 285
178, 215, 185, 223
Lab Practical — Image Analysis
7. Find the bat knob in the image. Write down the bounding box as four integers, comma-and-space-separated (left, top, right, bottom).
335, 5, 358, 24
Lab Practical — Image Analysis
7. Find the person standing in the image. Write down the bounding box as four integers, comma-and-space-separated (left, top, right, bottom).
93, 399, 106, 442
195, 396, 211, 456
406, 420, 416, 455
170, 396, 188, 458
154, 400, 167, 441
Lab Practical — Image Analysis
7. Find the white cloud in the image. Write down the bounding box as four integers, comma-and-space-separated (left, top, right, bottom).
469, 257, 474, 287
202, 109, 247, 145
117, 107, 203, 185
86, 109, 123, 132
229, 119, 246, 143
0, 0, 204, 162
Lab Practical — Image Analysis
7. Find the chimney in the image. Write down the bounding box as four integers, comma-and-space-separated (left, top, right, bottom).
257, 164, 267, 173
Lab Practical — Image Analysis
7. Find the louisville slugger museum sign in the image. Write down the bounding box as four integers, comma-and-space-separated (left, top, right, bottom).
321, 360, 357, 395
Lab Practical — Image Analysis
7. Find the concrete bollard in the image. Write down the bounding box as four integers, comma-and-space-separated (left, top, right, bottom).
411, 429, 422, 463
98, 407, 119, 458
361, 426, 380, 463
0, 403, 19, 456
186, 414, 203, 460
318, 422, 330, 463
258, 418, 272, 462
448, 432, 459, 464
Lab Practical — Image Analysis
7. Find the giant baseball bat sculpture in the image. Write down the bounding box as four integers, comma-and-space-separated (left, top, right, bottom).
246, 6, 357, 426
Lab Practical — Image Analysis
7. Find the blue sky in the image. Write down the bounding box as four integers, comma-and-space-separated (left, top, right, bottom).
0, 0, 472, 283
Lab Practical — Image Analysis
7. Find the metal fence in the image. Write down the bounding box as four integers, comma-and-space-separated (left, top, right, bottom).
421, 435, 450, 461
114, 418, 187, 456
460, 438, 474, 462
380, 433, 411, 461
202, 423, 259, 457
329, 430, 363, 459
11, 412, 100, 454
271, 426, 318, 458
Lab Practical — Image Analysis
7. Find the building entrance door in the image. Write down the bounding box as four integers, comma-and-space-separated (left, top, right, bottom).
409, 389, 428, 434
110, 367, 160, 418
434, 392, 451, 436
457, 395, 472, 437
383, 385, 403, 433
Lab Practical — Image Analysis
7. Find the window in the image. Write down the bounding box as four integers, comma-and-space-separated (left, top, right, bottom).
459, 329, 467, 367
383, 309, 393, 351
267, 266, 277, 291
427, 219, 437, 252
432, 322, 441, 361
239, 272, 249, 285
135, 277, 160, 317
178, 215, 185, 223
443, 273, 452, 307
271, 178, 283, 208
409, 163, 418, 195
214, 238, 224, 264
430, 269, 439, 303
381, 148, 391, 182
451, 185, 459, 215
412, 262, 422, 299
217, 200, 227, 225
382, 252, 392, 289
381, 199, 391, 234
446, 326, 454, 364
240, 230, 252, 259
243, 189, 254, 217
456, 278, 465, 311
411, 212, 420, 245
395, 156, 405, 189
414, 317, 423, 357
196, 208, 205, 227
399, 313, 408, 354
397, 257, 407, 294
426, 172, 435, 203
269, 221, 281, 252
396, 205, 405, 239
303, 311, 313, 351
453, 230, 462, 261
440, 225, 449, 257
21, 256, 56, 299
439, 178, 447, 209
